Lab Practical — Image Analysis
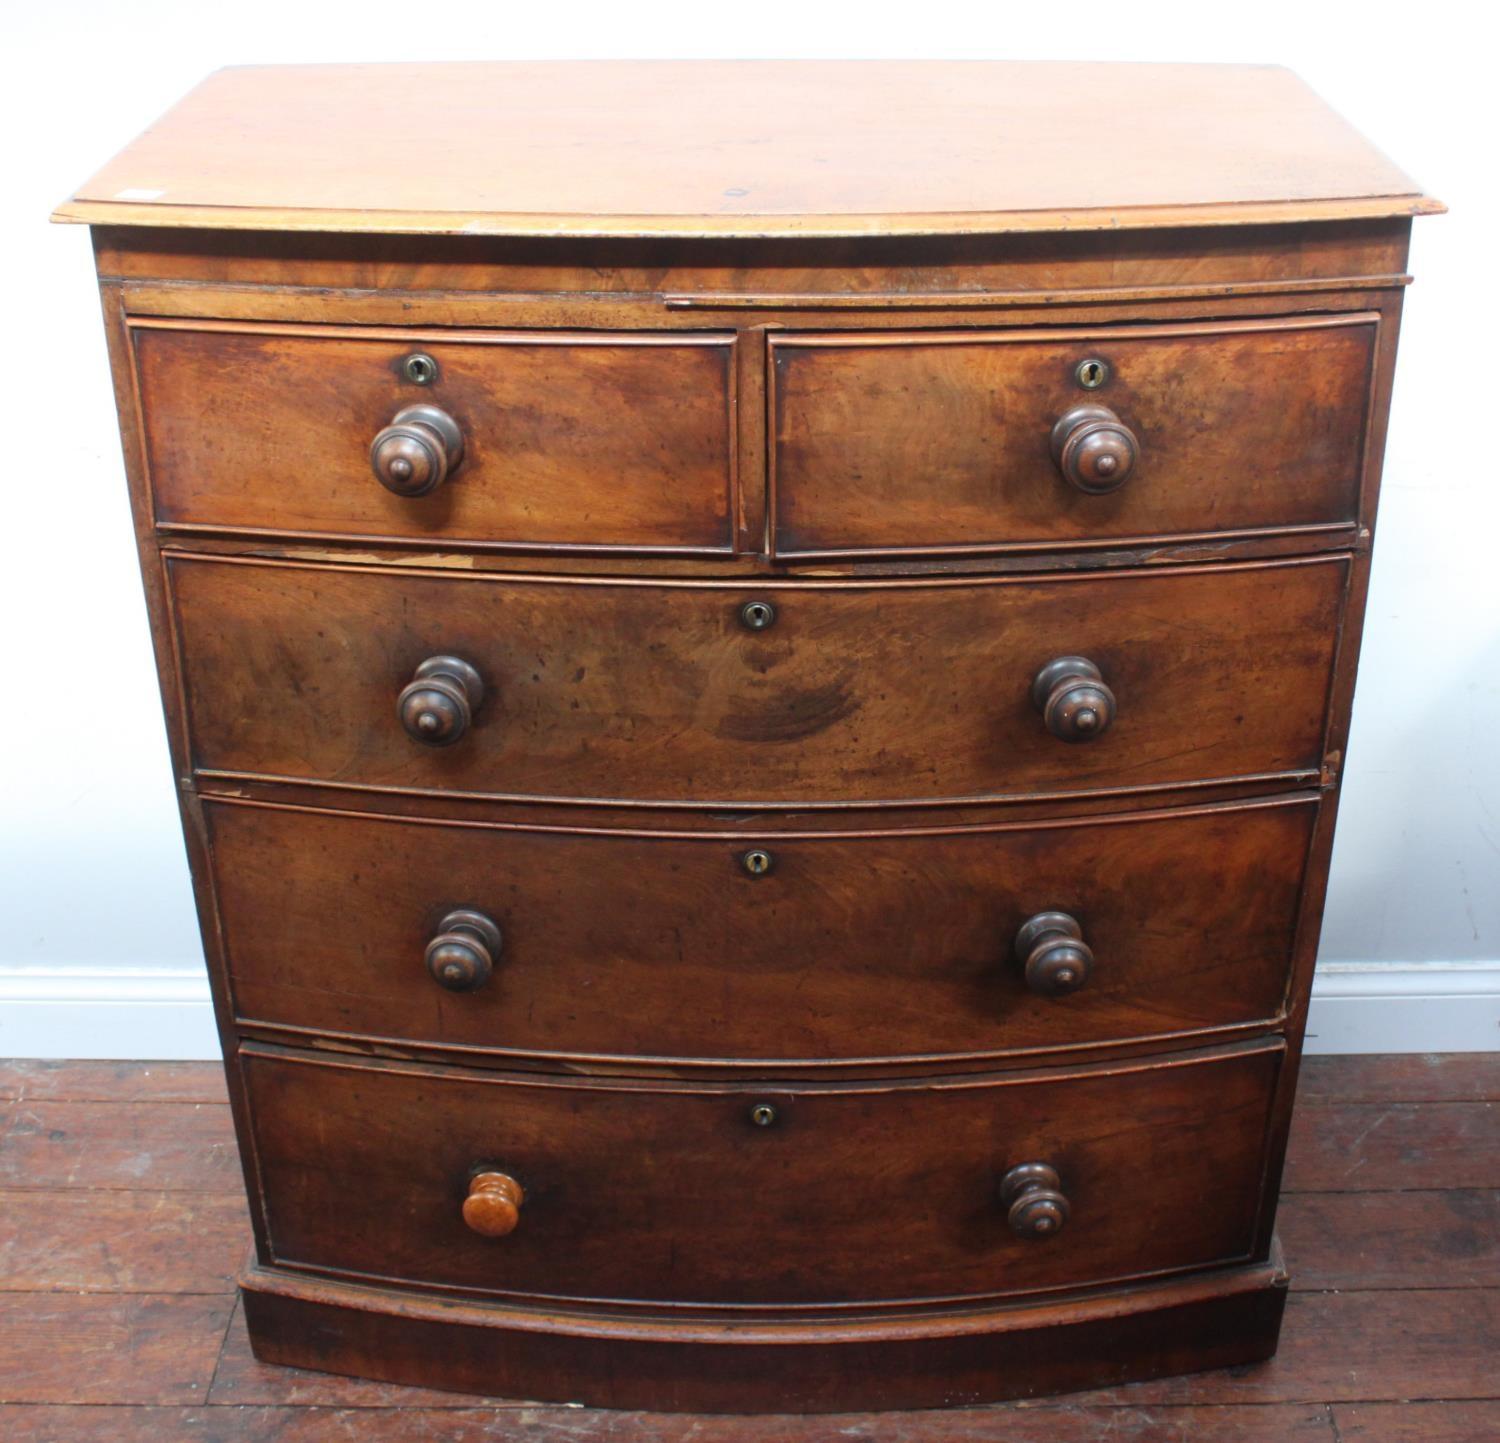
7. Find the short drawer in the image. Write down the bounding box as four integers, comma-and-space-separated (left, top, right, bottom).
242, 1041, 1282, 1306
210, 796, 1316, 1064
168, 554, 1346, 807
770, 315, 1376, 556
132, 322, 738, 552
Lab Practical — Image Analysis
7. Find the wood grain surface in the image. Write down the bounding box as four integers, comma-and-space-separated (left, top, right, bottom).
207, 794, 1316, 1065
771, 316, 1375, 556
167, 555, 1348, 807
133, 322, 738, 553
53, 62, 1441, 237
239, 1042, 1281, 1306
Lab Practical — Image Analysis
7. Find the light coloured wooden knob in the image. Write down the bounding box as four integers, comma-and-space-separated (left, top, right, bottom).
463, 1171, 524, 1237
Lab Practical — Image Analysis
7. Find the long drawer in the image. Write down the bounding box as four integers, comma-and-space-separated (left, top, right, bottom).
242, 1040, 1282, 1306
168, 554, 1347, 807
210, 795, 1316, 1064
132, 322, 739, 553
770, 315, 1376, 557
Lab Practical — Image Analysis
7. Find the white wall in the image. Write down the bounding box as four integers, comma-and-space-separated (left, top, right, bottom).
2, 2, 1493, 1056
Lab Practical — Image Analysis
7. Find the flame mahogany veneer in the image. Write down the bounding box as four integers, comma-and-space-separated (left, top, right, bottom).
56, 60, 1439, 1412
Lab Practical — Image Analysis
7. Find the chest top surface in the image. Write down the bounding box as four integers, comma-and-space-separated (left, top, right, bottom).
53, 59, 1440, 239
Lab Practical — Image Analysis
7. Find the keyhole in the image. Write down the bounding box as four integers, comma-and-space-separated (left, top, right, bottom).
739, 600, 777, 631
1075, 358, 1110, 390
402, 353, 438, 385
741, 849, 774, 877
750, 1103, 778, 1127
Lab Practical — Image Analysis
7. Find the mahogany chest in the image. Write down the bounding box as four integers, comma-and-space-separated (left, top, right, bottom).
56, 60, 1441, 1411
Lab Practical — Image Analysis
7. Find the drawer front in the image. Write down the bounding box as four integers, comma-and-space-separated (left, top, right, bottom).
243, 1043, 1281, 1306
133, 323, 737, 552
211, 797, 1315, 1063
771, 316, 1376, 556
169, 555, 1346, 806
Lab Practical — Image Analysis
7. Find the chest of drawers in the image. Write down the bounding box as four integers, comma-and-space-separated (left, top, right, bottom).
56, 60, 1440, 1412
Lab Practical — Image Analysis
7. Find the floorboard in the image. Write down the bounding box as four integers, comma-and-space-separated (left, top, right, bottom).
1279, 1189, 1500, 1290
0, 1402, 1344, 1440
0, 1188, 248, 1293
1062, 1289, 1500, 1406
1332, 1400, 1500, 1441
1297, 1054, 1500, 1104
0, 1099, 240, 1192
0, 1060, 228, 1104
0, 1294, 234, 1405
1282, 1101, 1500, 1191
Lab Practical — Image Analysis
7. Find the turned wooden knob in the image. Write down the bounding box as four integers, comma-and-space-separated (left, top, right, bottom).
1031, 656, 1116, 742
398, 655, 484, 747
1050, 403, 1139, 494
370, 403, 465, 497
463, 1171, 524, 1237
1014, 911, 1094, 997
1000, 1162, 1070, 1239
426, 909, 503, 992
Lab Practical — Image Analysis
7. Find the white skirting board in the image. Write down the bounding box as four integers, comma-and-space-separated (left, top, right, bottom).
0, 967, 220, 1061
1301, 962, 1500, 1054
0, 962, 1497, 1060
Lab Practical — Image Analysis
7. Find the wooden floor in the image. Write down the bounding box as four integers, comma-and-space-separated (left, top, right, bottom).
0, 1054, 1496, 1440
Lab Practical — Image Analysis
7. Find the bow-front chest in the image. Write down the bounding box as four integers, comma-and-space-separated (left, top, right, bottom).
56, 59, 1441, 1411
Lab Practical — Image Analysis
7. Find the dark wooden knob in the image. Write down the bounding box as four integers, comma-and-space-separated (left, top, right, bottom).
1000, 1162, 1070, 1239
370, 403, 464, 497
426, 909, 503, 992
462, 1171, 524, 1238
398, 655, 484, 747
1014, 911, 1094, 997
1031, 656, 1116, 742
1050, 403, 1138, 494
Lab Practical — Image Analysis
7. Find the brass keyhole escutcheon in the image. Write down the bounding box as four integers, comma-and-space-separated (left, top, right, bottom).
741, 849, 774, 877
401, 352, 439, 385
750, 1103, 778, 1127
1075, 357, 1110, 390
739, 599, 778, 632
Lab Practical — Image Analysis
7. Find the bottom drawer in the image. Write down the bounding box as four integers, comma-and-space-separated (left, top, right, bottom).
243, 1041, 1282, 1308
